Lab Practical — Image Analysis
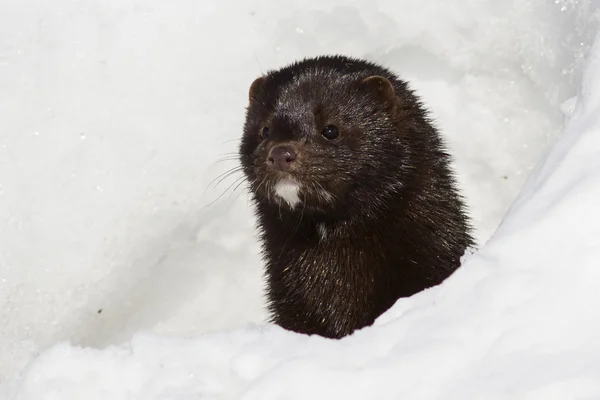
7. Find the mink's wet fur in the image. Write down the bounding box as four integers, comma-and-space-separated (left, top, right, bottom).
239, 55, 474, 339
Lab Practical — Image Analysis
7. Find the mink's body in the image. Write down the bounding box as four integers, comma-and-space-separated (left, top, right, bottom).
239, 55, 474, 339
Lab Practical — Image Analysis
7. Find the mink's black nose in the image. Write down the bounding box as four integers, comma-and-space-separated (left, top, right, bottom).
267, 145, 297, 171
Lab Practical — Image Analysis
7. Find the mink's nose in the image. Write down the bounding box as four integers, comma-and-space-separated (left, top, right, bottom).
268, 145, 297, 171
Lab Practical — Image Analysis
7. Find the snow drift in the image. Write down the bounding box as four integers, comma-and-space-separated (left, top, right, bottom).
8, 32, 600, 399
2, 0, 600, 398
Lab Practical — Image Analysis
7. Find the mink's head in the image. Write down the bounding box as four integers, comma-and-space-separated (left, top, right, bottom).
239, 56, 421, 216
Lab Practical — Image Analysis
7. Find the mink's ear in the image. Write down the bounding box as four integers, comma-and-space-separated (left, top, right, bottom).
358, 75, 396, 104
249, 76, 266, 102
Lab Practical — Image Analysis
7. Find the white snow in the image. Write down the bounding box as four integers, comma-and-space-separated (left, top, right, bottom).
1, 0, 600, 398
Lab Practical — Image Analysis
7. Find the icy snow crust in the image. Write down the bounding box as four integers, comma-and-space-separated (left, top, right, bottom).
2, 0, 600, 398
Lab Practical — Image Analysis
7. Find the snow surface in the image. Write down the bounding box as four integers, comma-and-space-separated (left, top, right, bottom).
2, 0, 600, 398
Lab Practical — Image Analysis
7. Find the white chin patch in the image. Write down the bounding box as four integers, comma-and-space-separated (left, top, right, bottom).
274, 179, 301, 208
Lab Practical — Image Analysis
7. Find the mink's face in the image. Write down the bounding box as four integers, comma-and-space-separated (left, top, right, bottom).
239, 69, 404, 213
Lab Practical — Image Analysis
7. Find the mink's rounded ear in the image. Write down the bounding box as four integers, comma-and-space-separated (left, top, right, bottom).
249, 76, 266, 102
359, 75, 396, 104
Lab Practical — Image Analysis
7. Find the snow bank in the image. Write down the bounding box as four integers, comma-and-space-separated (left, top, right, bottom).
1, 0, 600, 397
7, 31, 600, 399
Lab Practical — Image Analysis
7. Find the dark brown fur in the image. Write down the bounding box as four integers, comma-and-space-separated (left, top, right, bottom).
239, 55, 474, 339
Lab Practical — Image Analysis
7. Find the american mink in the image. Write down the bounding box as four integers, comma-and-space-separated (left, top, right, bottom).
239, 55, 474, 339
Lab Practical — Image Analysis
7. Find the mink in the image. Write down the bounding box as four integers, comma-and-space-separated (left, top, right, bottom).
239, 55, 474, 339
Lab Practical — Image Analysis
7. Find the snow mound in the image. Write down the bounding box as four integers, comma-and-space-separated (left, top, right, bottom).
2, 0, 600, 397
6, 19, 600, 400
9, 36, 600, 400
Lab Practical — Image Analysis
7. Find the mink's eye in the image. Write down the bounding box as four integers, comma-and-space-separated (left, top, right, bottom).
260, 127, 270, 140
321, 125, 339, 140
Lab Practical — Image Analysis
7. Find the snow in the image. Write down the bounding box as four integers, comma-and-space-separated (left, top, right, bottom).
1, 0, 600, 398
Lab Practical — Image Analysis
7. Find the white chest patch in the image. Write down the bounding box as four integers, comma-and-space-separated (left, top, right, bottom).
274, 179, 301, 208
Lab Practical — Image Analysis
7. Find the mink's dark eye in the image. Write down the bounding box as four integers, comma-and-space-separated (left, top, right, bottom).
260, 127, 270, 140
322, 125, 339, 140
